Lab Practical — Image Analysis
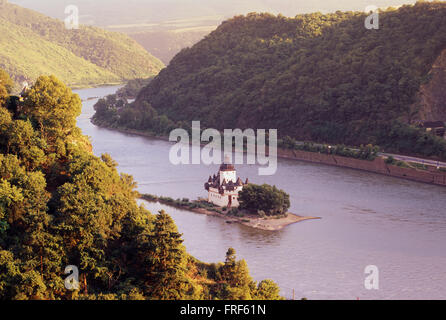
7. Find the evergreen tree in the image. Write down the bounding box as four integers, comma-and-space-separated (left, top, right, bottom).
142, 210, 196, 299
220, 248, 256, 300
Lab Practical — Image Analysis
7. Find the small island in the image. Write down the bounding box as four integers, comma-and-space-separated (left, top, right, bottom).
141, 158, 320, 231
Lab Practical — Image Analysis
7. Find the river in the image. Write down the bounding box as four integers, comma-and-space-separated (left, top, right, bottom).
75, 85, 446, 300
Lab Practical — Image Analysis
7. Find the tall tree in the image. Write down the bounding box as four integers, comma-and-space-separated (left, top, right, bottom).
219, 248, 256, 300
0, 69, 14, 95
142, 210, 195, 299
22, 75, 82, 143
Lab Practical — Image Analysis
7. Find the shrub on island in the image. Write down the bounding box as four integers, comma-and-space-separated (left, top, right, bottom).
238, 183, 290, 217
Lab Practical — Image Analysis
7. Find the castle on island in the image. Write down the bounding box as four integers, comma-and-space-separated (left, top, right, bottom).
204, 157, 248, 208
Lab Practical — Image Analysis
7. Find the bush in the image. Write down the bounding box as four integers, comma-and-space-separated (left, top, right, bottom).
141, 194, 158, 201
385, 156, 396, 164
409, 162, 428, 171
227, 208, 238, 216
239, 184, 290, 216
257, 210, 266, 218
278, 136, 380, 161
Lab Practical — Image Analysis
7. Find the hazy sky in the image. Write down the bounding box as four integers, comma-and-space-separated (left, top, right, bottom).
8, 0, 420, 26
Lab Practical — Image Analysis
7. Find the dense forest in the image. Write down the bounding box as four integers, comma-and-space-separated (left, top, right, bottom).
95, 2, 446, 159
0, 69, 281, 300
115, 78, 155, 100
0, 3, 164, 89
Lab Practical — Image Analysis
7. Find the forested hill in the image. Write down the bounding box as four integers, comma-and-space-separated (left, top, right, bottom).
0, 3, 164, 89
0, 69, 281, 300
133, 2, 446, 157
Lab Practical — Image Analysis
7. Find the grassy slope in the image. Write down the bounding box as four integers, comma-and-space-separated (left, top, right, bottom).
0, 3, 164, 87
0, 20, 120, 88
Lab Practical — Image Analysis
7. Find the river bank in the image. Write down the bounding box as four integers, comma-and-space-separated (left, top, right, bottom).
77, 85, 446, 299
91, 121, 446, 187
140, 195, 320, 231
278, 148, 446, 187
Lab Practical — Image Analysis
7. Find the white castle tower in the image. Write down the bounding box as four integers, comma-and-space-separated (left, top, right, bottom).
204, 155, 248, 208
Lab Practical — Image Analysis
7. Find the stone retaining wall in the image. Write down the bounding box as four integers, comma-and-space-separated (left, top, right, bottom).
277, 148, 446, 187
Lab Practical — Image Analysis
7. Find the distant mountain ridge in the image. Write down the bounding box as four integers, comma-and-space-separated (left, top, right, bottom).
8, 0, 418, 27
0, 3, 164, 88
129, 30, 212, 65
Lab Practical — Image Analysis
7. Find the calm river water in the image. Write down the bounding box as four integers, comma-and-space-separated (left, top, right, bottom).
75, 86, 446, 300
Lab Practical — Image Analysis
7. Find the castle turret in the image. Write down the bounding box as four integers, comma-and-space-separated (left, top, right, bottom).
219, 155, 236, 185
204, 156, 247, 208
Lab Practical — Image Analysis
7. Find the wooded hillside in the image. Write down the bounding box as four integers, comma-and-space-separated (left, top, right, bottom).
130, 2, 446, 158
